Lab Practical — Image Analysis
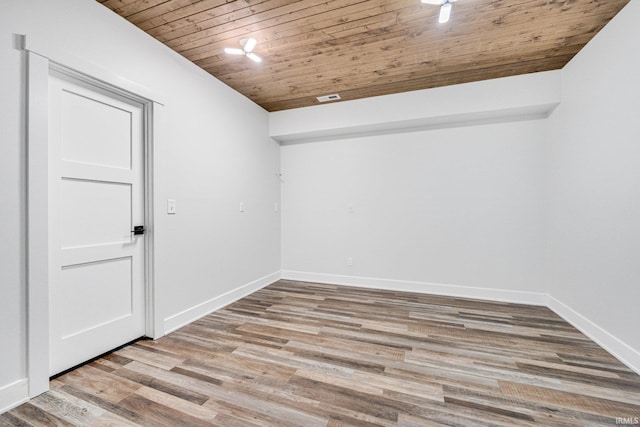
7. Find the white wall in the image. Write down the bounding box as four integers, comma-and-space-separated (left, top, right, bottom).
0, 0, 280, 402
281, 119, 547, 296
546, 0, 640, 352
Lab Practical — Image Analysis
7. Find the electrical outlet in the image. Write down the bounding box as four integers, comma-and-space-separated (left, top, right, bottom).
348, 204, 354, 214
347, 257, 353, 266
274, 202, 279, 213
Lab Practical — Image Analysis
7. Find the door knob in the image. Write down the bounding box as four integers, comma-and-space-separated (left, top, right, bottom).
132, 225, 145, 235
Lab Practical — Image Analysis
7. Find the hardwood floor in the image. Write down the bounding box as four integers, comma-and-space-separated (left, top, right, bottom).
2, 280, 640, 426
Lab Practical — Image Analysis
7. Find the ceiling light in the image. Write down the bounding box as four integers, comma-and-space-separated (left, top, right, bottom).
224, 47, 244, 55
421, 0, 455, 24
223, 37, 262, 62
243, 37, 257, 52
246, 52, 262, 63
439, 1, 452, 23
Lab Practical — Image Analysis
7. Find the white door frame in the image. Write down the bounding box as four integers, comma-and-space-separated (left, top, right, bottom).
23, 38, 163, 397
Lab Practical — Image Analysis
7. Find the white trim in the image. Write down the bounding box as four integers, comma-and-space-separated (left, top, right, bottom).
163, 271, 282, 334
0, 379, 29, 414
547, 295, 640, 375
280, 270, 548, 306
144, 102, 163, 339
24, 35, 161, 398
23, 37, 164, 105
26, 51, 51, 398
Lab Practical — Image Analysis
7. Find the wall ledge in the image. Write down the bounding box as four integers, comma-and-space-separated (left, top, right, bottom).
276, 105, 556, 144
270, 71, 561, 144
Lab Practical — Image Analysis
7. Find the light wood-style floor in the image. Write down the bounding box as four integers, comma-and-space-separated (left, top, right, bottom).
2, 280, 640, 426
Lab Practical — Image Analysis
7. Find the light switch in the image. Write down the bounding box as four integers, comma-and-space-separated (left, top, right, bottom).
240, 202, 245, 213
167, 199, 176, 214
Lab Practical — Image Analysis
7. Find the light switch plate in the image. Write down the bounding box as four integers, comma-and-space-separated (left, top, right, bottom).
167, 199, 176, 214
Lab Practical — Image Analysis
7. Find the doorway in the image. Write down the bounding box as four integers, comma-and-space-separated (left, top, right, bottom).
25, 45, 160, 397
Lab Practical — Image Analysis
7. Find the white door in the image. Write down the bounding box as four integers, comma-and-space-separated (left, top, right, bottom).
48, 71, 146, 376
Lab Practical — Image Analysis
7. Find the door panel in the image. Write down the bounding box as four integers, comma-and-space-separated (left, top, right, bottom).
60, 179, 132, 248
49, 72, 145, 376
59, 257, 134, 338
60, 87, 133, 169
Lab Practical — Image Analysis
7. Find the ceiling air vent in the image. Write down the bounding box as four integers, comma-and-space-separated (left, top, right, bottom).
316, 94, 341, 103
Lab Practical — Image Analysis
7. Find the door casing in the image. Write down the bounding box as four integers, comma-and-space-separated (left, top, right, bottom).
24, 39, 162, 397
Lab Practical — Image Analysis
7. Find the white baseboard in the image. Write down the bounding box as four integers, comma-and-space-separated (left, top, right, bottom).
280, 270, 548, 306
0, 379, 28, 415
163, 271, 281, 334
547, 295, 640, 375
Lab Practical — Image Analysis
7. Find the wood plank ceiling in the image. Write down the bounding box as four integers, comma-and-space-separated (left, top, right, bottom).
98, 0, 630, 112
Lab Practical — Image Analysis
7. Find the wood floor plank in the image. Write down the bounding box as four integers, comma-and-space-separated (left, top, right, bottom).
0, 412, 32, 427
7, 403, 74, 427
117, 393, 215, 427
55, 365, 142, 404
2, 279, 639, 426
27, 389, 105, 425
55, 384, 146, 425
500, 381, 640, 419
113, 366, 212, 404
